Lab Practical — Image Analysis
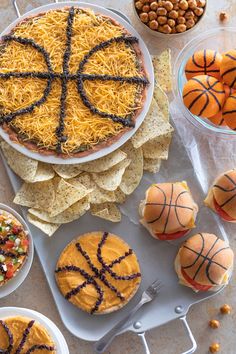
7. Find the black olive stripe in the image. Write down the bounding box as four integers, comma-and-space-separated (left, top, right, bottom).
0, 10, 149, 153
0, 236, 9, 245
15, 320, 35, 354
0, 320, 13, 353
76, 240, 124, 300
192, 237, 219, 282
56, 6, 75, 153
25, 345, 55, 354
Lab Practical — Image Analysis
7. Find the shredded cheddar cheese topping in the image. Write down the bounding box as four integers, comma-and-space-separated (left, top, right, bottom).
0, 8, 145, 154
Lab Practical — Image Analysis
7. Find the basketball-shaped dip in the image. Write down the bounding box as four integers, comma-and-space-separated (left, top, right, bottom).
185, 50, 222, 81
55, 231, 141, 314
139, 181, 198, 240
183, 75, 225, 118
0, 316, 55, 353
175, 233, 234, 292
220, 50, 236, 88
205, 169, 236, 222
222, 93, 236, 130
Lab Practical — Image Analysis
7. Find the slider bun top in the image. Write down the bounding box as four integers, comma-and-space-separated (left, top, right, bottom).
178, 233, 234, 287
142, 181, 197, 235
213, 169, 236, 219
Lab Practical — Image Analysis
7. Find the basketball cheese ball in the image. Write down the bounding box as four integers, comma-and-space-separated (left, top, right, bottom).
183, 75, 225, 118
205, 169, 236, 222
175, 233, 234, 292
185, 50, 222, 81
139, 182, 198, 241
222, 93, 236, 130
220, 50, 236, 88
206, 86, 234, 126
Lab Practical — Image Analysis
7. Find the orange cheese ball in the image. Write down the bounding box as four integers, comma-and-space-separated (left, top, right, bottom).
222, 93, 236, 130
220, 50, 236, 88
207, 111, 226, 126
185, 49, 222, 81
183, 75, 225, 118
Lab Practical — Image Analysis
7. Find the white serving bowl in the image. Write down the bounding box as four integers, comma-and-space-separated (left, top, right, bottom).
0, 203, 34, 298
0, 307, 69, 354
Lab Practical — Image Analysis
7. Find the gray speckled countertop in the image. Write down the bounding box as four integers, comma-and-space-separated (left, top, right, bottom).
0, 1, 236, 353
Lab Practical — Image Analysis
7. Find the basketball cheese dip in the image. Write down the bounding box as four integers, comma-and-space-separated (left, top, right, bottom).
175, 233, 234, 292
205, 169, 236, 222
0, 316, 55, 353
139, 181, 198, 240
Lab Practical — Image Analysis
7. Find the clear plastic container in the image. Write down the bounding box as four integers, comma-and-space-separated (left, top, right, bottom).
173, 27, 236, 137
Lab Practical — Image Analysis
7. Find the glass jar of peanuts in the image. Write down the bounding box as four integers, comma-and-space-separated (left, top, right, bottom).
133, 0, 207, 36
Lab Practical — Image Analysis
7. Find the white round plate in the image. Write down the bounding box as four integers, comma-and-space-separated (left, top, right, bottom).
0, 2, 154, 165
0, 204, 34, 299
0, 307, 69, 354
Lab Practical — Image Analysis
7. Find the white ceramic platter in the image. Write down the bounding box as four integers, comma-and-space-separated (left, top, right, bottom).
0, 2, 154, 165
0, 307, 69, 354
0, 203, 34, 299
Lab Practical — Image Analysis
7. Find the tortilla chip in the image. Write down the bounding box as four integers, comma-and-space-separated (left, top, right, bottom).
1, 141, 38, 182
27, 213, 60, 237
152, 49, 172, 93
153, 82, 169, 121
132, 99, 173, 149
144, 158, 162, 173
53, 164, 81, 179
14, 180, 55, 210
91, 203, 121, 222
32, 162, 55, 182
120, 141, 143, 195
49, 178, 90, 217
114, 188, 126, 204
80, 149, 127, 173
91, 159, 131, 191
29, 196, 90, 224
70, 173, 116, 204
142, 133, 172, 160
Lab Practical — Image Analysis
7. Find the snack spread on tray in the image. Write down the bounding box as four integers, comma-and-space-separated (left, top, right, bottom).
0, 7, 149, 157
0, 316, 55, 353
134, 0, 206, 34
182, 48, 236, 130
0, 209, 29, 285
0, 49, 173, 236
175, 233, 234, 292
55, 231, 141, 314
205, 169, 236, 222
139, 182, 198, 240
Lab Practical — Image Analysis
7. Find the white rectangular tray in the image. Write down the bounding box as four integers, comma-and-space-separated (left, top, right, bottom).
1, 131, 227, 342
